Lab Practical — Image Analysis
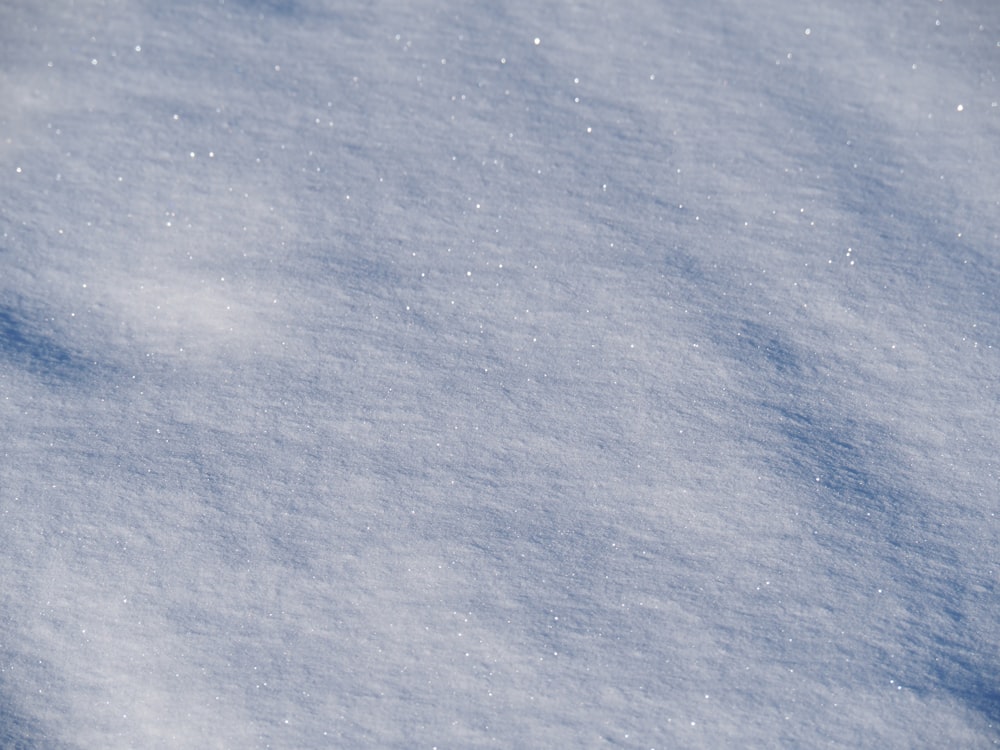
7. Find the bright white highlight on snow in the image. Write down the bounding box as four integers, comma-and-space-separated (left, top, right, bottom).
0, 0, 997, 747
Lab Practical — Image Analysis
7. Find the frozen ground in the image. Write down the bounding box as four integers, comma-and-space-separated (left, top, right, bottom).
1, 0, 998, 747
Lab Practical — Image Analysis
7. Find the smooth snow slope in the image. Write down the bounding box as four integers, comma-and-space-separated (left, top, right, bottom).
1, 0, 998, 747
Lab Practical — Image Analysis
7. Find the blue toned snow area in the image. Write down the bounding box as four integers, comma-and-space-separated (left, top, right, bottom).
1, 0, 998, 747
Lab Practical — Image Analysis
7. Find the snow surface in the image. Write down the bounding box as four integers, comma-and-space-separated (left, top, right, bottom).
1, 0, 998, 747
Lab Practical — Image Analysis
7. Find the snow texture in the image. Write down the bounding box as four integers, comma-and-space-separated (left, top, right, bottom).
1, 0, 998, 747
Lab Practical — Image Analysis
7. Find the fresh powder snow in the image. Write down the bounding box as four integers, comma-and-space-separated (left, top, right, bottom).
1, 0, 998, 747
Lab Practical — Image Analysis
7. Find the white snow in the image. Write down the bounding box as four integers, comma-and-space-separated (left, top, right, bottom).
1, 0, 998, 747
